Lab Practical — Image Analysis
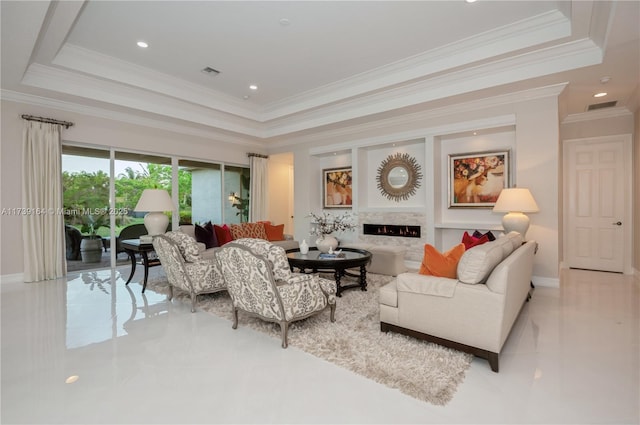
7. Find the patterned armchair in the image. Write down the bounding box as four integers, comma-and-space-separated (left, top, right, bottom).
216, 238, 336, 348
152, 232, 226, 313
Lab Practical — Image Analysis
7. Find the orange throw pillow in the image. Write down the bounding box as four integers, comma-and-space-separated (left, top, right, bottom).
264, 223, 285, 241
419, 243, 466, 278
241, 222, 268, 239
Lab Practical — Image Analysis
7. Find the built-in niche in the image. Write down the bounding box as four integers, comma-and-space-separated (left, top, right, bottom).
432, 126, 516, 248
360, 140, 426, 209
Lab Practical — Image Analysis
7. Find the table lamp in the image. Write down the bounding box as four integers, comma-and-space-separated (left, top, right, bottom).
134, 189, 174, 236
492, 188, 539, 237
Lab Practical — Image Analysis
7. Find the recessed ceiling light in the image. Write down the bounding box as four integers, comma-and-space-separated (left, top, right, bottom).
243, 95, 250, 100
65, 375, 79, 384
136, 41, 148, 48
465, 0, 478, 3
279, 18, 290, 26
249, 85, 258, 90
594, 92, 608, 98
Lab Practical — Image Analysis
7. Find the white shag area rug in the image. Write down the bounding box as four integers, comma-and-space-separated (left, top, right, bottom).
146, 272, 472, 405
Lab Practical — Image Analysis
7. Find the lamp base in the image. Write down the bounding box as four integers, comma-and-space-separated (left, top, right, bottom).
144, 212, 169, 236
501, 212, 530, 237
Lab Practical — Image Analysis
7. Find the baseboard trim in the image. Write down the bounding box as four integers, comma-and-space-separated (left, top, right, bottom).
0, 273, 25, 284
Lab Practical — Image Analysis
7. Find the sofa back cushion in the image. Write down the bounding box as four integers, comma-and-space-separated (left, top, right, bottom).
457, 239, 505, 284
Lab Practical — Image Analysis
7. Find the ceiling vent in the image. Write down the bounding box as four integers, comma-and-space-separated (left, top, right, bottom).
587, 100, 617, 111
201, 67, 220, 76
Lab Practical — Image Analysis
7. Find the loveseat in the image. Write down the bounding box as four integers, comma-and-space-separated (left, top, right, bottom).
379, 232, 536, 372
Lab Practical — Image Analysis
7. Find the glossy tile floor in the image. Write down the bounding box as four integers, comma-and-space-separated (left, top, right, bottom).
1, 267, 638, 424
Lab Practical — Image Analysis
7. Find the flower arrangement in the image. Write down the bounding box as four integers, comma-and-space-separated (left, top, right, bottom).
308, 211, 356, 236
453, 155, 503, 181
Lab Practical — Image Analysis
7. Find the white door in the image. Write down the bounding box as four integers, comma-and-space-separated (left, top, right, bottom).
564, 135, 631, 273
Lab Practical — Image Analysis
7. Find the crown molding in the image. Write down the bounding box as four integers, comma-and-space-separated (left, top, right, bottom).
262, 37, 598, 137
53, 44, 262, 120
21, 63, 264, 137
43, 9, 571, 126
561, 106, 633, 124
278, 84, 566, 151
308, 115, 517, 156
261, 10, 571, 120
1, 89, 265, 149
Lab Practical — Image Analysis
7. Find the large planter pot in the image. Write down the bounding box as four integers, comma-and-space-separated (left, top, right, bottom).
80, 238, 103, 263
316, 235, 338, 253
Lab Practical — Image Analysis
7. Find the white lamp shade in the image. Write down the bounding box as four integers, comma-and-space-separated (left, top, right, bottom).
134, 189, 175, 212
134, 189, 174, 236
493, 188, 539, 237
492, 188, 539, 213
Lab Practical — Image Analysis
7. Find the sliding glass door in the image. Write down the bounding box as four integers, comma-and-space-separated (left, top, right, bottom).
62, 145, 250, 271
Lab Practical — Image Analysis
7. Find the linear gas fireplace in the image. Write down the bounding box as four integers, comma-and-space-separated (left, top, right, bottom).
363, 224, 421, 238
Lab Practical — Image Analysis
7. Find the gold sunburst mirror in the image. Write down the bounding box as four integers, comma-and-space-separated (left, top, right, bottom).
376, 152, 423, 202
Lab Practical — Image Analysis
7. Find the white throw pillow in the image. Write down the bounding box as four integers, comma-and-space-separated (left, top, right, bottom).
457, 240, 504, 284
505, 231, 524, 250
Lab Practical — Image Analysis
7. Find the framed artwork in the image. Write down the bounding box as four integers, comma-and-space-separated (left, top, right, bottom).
448, 150, 510, 208
323, 167, 353, 209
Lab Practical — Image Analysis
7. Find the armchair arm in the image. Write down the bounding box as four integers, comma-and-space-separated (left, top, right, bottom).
277, 278, 328, 321
184, 258, 225, 292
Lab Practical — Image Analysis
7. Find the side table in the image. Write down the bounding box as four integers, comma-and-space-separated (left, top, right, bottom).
121, 239, 161, 293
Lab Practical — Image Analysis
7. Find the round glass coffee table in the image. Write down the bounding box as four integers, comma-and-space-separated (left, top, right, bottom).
286, 247, 372, 297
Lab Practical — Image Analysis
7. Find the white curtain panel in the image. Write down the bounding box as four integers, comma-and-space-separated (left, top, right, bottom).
249, 156, 268, 222
22, 121, 66, 282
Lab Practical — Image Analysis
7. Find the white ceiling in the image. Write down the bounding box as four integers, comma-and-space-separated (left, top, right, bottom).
1, 1, 638, 144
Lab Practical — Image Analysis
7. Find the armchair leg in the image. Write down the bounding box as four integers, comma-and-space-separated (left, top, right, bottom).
280, 321, 289, 348
190, 294, 197, 313
329, 303, 336, 322
232, 307, 238, 330
168, 285, 173, 301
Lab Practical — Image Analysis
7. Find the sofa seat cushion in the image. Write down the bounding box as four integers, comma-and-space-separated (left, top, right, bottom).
396, 272, 457, 298
379, 279, 398, 307
457, 239, 505, 284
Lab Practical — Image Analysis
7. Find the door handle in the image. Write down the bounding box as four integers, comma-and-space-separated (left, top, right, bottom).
612, 221, 622, 226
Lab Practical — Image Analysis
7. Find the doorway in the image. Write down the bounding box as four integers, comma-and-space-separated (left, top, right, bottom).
563, 134, 632, 273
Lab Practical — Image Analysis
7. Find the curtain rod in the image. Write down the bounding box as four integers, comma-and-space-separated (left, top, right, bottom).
21, 114, 74, 129
247, 152, 269, 159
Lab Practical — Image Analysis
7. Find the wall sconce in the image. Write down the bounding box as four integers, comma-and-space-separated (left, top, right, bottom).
492, 188, 539, 237
228, 192, 241, 205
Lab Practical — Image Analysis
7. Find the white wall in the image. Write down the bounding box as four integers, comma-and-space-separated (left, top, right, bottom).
291, 94, 562, 282
266, 153, 294, 234
0, 100, 257, 277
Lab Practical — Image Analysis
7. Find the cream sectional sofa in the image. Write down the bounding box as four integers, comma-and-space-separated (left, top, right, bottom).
379, 232, 536, 372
